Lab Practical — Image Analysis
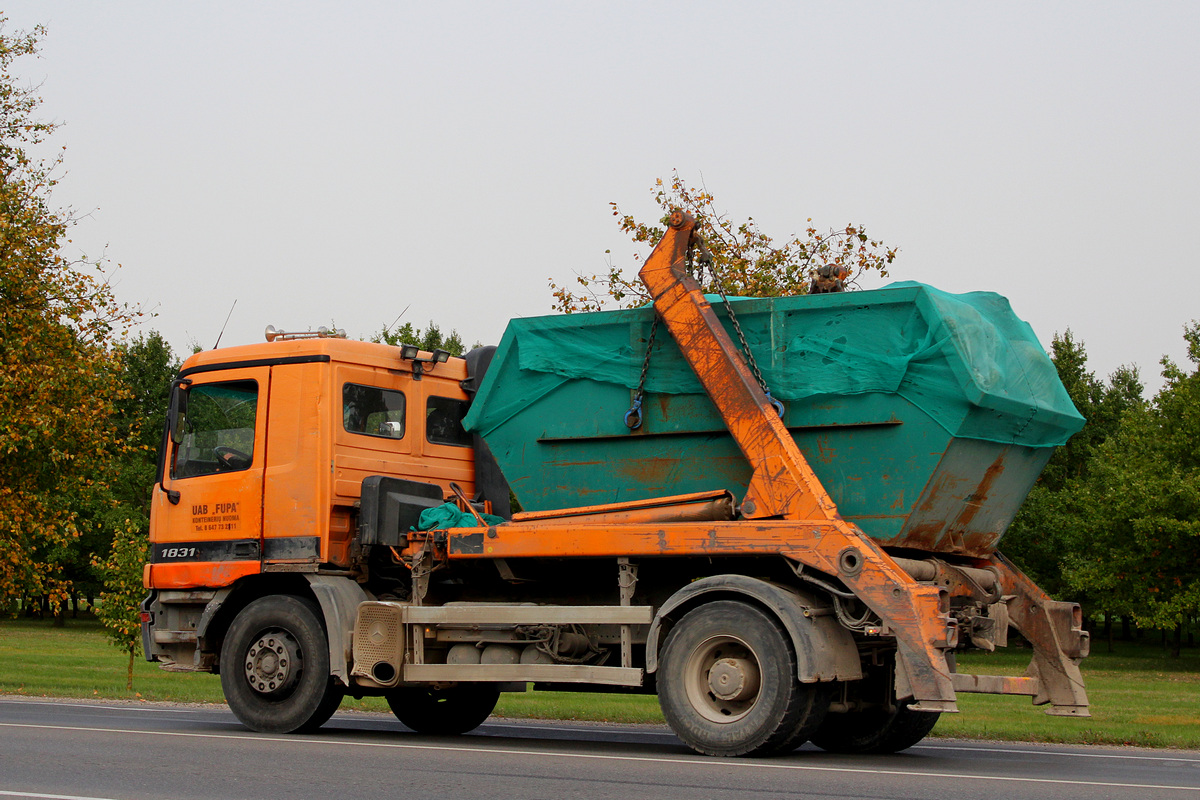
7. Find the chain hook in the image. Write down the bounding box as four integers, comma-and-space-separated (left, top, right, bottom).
624, 396, 643, 430
765, 392, 785, 417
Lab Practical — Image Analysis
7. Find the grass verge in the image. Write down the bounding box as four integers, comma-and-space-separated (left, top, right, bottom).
2, 617, 1197, 747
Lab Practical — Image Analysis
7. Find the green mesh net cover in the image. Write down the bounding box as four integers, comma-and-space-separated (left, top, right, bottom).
464, 282, 1082, 448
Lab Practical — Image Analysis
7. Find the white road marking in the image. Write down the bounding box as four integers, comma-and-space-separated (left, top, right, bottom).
484, 722, 1200, 764
914, 742, 1200, 764
0, 792, 124, 800
1, 722, 1197, 793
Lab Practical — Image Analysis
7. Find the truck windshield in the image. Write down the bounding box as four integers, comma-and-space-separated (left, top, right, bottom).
171, 380, 258, 478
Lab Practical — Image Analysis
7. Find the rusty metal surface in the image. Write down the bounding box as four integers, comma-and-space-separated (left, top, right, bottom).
512, 489, 735, 525
952, 673, 1039, 696
413, 516, 958, 712
989, 552, 1090, 716
883, 440, 1053, 557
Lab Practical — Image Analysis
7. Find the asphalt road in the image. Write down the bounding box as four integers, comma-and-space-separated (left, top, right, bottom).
0, 698, 1197, 800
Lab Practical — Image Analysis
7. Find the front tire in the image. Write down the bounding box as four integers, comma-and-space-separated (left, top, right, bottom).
219, 595, 343, 733
657, 601, 830, 757
385, 684, 500, 735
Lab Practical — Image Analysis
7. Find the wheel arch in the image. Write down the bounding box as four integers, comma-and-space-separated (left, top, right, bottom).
197, 573, 370, 687
646, 575, 862, 684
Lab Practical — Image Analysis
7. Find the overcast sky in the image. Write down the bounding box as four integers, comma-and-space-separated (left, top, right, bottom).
4, 2, 1197, 395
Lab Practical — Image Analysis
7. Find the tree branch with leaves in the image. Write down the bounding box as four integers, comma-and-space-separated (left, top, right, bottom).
550, 172, 897, 313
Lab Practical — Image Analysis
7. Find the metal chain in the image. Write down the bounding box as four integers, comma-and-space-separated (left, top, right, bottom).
625, 315, 658, 430
625, 231, 700, 429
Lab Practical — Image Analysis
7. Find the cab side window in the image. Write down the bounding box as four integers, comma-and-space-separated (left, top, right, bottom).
344, 383, 406, 439
426, 396, 471, 447
172, 380, 258, 479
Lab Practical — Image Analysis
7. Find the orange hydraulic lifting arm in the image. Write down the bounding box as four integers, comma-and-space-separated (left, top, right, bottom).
636, 211, 959, 712
637, 211, 834, 522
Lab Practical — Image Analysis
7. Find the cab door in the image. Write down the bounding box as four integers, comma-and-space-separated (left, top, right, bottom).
148, 367, 269, 588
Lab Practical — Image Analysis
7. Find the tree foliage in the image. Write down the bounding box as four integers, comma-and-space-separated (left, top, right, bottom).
550, 171, 897, 313
1004, 324, 1200, 651
0, 20, 137, 613
373, 320, 466, 357
107, 332, 180, 520
1002, 332, 1142, 599
93, 521, 149, 689
1066, 322, 1200, 638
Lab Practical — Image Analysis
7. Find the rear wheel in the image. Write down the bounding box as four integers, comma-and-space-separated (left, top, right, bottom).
657, 601, 830, 757
219, 595, 343, 733
385, 684, 500, 735
811, 704, 940, 754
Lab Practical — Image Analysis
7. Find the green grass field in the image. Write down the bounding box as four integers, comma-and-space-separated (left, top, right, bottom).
2, 616, 1197, 748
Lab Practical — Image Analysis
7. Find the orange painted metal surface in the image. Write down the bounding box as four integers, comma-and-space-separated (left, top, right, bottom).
151, 365, 270, 560
146, 561, 261, 590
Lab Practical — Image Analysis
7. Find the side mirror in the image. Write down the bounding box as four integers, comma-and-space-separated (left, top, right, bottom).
168, 379, 191, 444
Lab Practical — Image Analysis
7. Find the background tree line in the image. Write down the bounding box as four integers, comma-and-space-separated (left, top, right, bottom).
1004, 327, 1200, 656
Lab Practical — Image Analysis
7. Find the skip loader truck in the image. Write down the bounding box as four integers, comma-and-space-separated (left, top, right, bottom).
143, 212, 1091, 757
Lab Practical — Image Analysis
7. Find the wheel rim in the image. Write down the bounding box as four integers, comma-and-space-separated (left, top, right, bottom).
682, 633, 762, 723
243, 629, 303, 697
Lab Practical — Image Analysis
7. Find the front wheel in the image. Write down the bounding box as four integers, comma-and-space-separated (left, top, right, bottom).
219, 595, 343, 733
657, 600, 830, 757
385, 684, 500, 735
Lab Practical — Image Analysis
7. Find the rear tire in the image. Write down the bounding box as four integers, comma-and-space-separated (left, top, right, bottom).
385, 684, 500, 735
657, 601, 830, 757
219, 595, 342, 733
811, 704, 940, 754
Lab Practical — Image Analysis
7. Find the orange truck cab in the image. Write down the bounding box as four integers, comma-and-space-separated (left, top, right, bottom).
149, 336, 482, 588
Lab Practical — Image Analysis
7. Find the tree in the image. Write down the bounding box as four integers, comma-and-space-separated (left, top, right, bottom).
550, 171, 897, 313
0, 20, 137, 615
1066, 322, 1200, 655
373, 320, 466, 357
87, 332, 179, 669
93, 522, 149, 689
1000, 331, 1142, 599
1036, 331, 1143, 492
